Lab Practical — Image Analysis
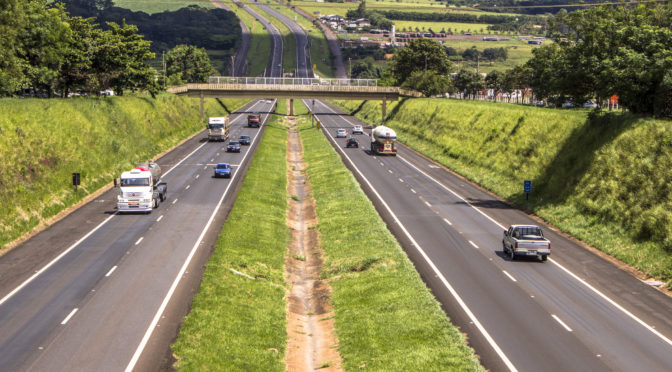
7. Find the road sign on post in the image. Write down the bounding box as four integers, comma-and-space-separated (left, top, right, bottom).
524, 180, 531, 199
73, 172, 81, 191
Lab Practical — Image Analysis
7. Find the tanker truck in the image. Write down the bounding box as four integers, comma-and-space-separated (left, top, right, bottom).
370, 126, 397, 156
116, 161, 167, 213
207, 116, 230, 141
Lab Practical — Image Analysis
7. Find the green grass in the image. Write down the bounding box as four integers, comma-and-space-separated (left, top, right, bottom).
172, 102, 288, 370
249, 3, 296, 74
332, 98, 672, 285
216, 0, 273, 77
113, 0, 212, 13
268, 0, 335, 78
297, 104, 484, 370
292, 0, 501, 18
0, 94, 249, 251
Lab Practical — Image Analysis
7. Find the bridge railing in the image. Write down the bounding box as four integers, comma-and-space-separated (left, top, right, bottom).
208, 76, 378, 87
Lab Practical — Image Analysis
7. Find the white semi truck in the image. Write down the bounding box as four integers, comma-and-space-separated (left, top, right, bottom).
371, 126, 397, 156
207, 116, 230, 141
116, 161, 167, 213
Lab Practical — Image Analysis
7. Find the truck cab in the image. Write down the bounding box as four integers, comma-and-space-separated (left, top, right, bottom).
207, 117, 230, 141
117, 162, 167, 213
247, 113, 261, 128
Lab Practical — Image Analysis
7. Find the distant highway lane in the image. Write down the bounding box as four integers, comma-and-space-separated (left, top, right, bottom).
309, 99, 672, 372
0, 99, 276, 371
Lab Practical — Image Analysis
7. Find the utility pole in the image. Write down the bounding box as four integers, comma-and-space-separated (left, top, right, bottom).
162, 51, 166, 88
349, 58, 352, 78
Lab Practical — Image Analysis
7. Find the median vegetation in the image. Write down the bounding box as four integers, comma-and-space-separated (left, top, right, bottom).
298, 107, 484, 370
172, 103, 289, 370
333, 98, 672, 285
0, 94, 247, 251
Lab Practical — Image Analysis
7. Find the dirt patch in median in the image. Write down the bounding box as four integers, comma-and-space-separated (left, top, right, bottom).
285, 116, 343, 372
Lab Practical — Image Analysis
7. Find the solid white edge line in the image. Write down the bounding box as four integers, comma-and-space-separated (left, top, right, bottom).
469, 240, 479, 249
105, 266, 118, 277
502, 270, 517, 282
135, 237, 143, 246
125, 101, 272, 372
396, 151, 672, 347
61, 308, 78, 325
552, 314, 573, 332
315, 99, 672, 354
550, 258, 672, 346
0, 214, 116, 307
310, 104, 518, 372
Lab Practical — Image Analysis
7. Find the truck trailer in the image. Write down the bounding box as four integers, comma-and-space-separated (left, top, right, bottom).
116, 161, 167, 213
370, 126, 397, 156
207, 117, 230, 141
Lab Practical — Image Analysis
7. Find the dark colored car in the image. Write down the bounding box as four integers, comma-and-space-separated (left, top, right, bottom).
239, 135, 251, 145
346, 138, 359, 148
227, 141, 241, 152
213, 163, 232, 178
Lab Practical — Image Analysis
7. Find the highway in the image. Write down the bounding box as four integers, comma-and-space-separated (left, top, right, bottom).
230, 0, 283, 77
308, 99, 672, 371
0, 99, 277, 371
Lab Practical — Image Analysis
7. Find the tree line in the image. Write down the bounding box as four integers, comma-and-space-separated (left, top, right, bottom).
388, 3, 672, 118
0, 0, 238, 97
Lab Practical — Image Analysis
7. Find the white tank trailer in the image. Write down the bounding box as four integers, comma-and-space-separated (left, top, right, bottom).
370, 126, 397, 156
116, 161, 167, 213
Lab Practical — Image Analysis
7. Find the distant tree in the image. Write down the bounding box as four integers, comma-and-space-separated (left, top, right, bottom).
453, 69, 484, 98
443, 46, 458, 57
165, 44, 217, 84
401, 70, 453, 96
485, 70, 503, 96
461, 47, 480, 61
354, 0, 367, 18
391, 38, 454, 85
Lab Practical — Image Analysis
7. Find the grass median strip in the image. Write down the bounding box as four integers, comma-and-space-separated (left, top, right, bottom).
172, 116, 288, 370
298, 115, 484, 370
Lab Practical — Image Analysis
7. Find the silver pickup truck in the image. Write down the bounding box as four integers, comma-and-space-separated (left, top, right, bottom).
502, 225, 551, 261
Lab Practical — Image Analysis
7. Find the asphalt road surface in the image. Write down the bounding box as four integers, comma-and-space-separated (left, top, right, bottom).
308, 99, 672, 372
0, 99, 277, 371
230, 0, 283, 77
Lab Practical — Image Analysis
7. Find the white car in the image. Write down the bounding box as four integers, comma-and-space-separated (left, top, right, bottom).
583, 101, 599, 108
352, 125, 363, 134
336, 129, 347, 138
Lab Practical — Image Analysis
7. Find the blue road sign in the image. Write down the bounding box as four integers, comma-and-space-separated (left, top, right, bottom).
524, 180, 532, 194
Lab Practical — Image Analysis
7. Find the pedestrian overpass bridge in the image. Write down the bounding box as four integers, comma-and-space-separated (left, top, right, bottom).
167, 77, 422, 120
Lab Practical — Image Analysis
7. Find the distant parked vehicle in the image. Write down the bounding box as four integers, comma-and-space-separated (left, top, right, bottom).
583, 101, 599, 108
562, 101, 575, 108
502, 225, 551, 262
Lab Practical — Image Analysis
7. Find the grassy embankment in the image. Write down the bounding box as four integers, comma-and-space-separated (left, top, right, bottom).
0, 94, 248, 251
248, 3, 297, 74
172, 99, 483, 369
214, 0, 273, 77
270, 0, 335, 78
299, 105, 484, 370
333, 98, 672, 285
172, 101, 289, 371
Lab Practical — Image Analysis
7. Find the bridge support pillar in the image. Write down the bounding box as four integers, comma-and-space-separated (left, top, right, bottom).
289, 98, 294, 116
199, 93, 204, 122
381, 97, 387, 123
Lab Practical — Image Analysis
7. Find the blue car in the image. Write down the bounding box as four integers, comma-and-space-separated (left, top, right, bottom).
213, 163, 232, 178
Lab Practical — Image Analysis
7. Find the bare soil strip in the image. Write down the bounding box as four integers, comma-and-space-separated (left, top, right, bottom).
285, 117, 343, 371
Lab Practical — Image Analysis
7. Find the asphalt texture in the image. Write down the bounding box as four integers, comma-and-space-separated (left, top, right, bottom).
308, 99, 672, 372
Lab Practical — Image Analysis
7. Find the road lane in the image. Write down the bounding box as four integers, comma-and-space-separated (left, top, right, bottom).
309, 99, 672, 371
0, 100, 276, 371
